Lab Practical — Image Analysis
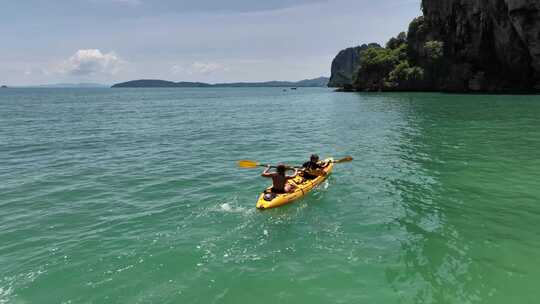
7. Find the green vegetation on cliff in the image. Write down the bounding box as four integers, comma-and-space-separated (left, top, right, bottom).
352, 31, 433, 91
337, 17, 446, 92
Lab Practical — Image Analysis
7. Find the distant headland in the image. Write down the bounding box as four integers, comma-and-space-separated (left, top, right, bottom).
111, 77, 329, 88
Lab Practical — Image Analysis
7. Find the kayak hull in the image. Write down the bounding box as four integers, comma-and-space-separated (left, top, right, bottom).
256, 158, 334, 209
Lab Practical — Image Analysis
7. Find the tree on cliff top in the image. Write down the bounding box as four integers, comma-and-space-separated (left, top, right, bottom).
354, 32, 426, 91
355, 42, 409, 90
386, 32, 407, 50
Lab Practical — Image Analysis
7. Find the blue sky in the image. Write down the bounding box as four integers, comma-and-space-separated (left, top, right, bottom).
1, 0, 421, 85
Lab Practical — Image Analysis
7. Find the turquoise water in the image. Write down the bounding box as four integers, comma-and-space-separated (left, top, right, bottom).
1, 88, 540, 303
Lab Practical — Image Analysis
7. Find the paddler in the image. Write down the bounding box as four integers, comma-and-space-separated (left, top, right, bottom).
302, 154, 328, 179
261, 163, 299, 193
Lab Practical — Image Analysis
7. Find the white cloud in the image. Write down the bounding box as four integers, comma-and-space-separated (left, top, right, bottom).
172, 61, 228, 75
57, 49, 124, 76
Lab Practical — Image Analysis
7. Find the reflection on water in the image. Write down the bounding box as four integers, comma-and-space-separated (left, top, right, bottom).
384, 93, 540, 303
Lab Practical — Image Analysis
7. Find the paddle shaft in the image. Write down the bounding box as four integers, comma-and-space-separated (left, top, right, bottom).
239, 156, 352, 169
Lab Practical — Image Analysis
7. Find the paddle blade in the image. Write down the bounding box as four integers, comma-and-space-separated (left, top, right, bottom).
238, 160, 260, 168
335, 156, 353, 163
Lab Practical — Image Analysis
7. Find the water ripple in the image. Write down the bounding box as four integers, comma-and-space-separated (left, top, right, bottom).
1, 89, 540, 303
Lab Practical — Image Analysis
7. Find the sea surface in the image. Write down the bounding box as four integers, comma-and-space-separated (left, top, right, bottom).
1, 87, 539, 304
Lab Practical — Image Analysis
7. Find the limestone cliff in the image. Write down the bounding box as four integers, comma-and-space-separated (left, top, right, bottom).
330, 0, 540, 92
328, 46, 363, 89
418, 0, 540, 92
328, 44, 380, 89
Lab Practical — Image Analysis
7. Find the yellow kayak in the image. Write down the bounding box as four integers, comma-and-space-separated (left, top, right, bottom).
256, 158, 334, 209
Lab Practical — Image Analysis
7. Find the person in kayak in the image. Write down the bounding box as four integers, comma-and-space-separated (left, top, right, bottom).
302, 154, 328, 179
261, 163, 299, 193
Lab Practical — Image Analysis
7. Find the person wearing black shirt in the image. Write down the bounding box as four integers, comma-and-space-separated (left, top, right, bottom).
302, 154, 327, 179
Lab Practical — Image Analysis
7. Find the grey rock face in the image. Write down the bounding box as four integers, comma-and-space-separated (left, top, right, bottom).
328, 44, 382, 89
328, 46, 363, 89
420, 0, 540, 91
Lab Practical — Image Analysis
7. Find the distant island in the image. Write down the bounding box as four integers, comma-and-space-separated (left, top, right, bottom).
329, 0, 540, 93
1, 85, 7, 89
112, 77, 329, 88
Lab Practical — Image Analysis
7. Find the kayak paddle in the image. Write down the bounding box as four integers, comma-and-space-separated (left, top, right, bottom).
239, 156, 352, 169
238, 160, 301, 170
331, 156, 353, 164
238, 160, 270, 169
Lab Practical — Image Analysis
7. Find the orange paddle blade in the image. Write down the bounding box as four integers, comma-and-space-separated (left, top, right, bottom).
238, 160, 260, 168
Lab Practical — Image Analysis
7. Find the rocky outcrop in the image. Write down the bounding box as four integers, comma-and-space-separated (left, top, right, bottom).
328, 46, 362, 89
330, 0, 540, 92
328, 44, 380, 89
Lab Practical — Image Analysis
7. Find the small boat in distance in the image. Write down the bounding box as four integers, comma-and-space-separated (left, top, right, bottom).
291, 87, 297, 90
